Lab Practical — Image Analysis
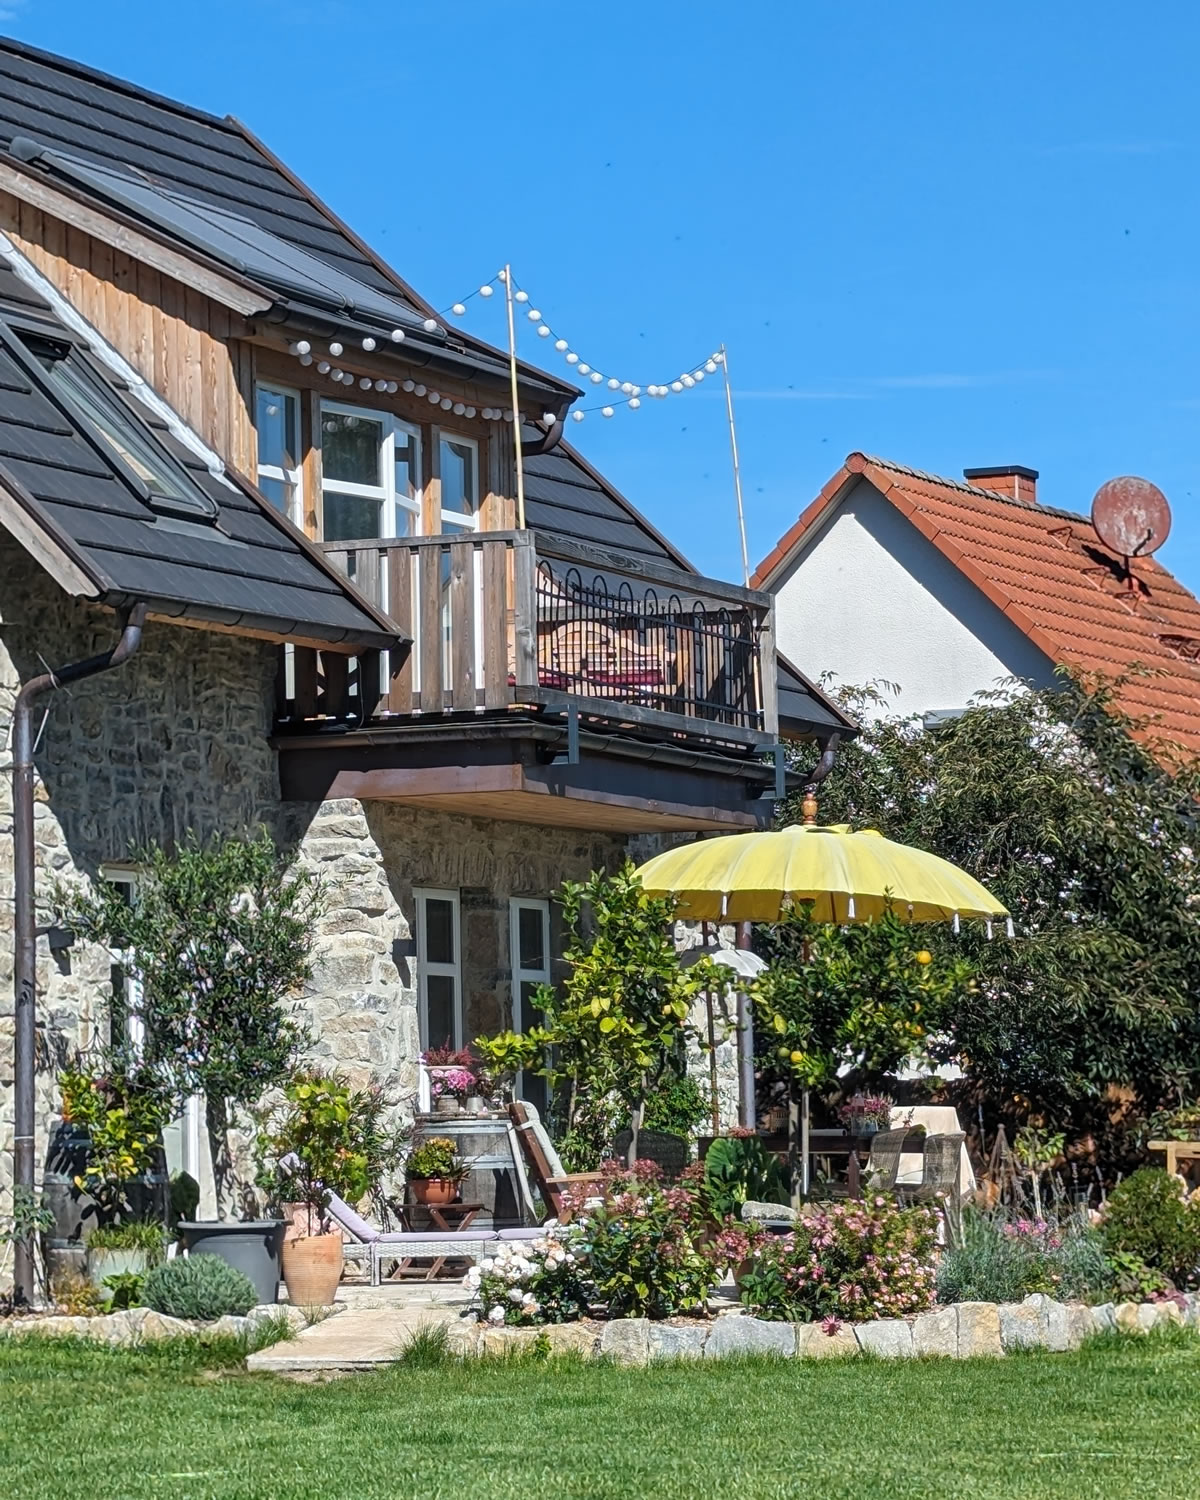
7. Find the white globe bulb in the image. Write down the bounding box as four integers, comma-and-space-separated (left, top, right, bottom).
428, 390, 441, 403
514, 289, 528, 303
402, 379, 415, 392
542, 411, 557, 424
414, 384, 426, 397
705, 360, 717, 373
423, 317, 439, 333
441, 397, 454, 410
374, 378, 387, 391
451, 303, 466, 316
317, 361, 330, 374
555, 339, 568, 351
608, 378, 620, 390
331, 368, 343, 381
527, 309, 541, 321
360, 377, 372, 389
629, 397, 641, 409
601, 406, 614, 418
590, 372, 603, 384
682, 374, 695, 388
566, 352, 579, 364
571, 410, 585, 422
538, 325, 551, 337
646, 384, 658, 396
504, 409, 515, 421
299, 353, 313, 366
479, 285, 494, 297
714, 351, 725, 364
578, 362, 591, 375
620, 381, 633, 394
693, 370, 705, 382
453, 401, 466, 415
362, 337, 377, 351
391, 328, 406, 342
465, 406, 476, 418
296, 340, 311, 355
329, 341, 343, 356
387, 381, 398, 393
671, 381, 683, 392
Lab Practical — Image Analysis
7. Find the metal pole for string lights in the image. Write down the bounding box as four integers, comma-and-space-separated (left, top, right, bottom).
503, 264, 527, 530
719, 343, 750, 586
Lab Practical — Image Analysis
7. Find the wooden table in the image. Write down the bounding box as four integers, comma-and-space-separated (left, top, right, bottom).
385, 1201, 484, 1281
1148, 1140, 1200, 1183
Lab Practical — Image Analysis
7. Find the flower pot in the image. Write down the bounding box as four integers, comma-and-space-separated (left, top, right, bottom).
410, 1177, 458, 1207
464, 1095, 488, 1117
434, 1096, 461, 1116
87, 1246, 150, 1291
281, 1231, 344, 1306
178, 1219, 286, 1305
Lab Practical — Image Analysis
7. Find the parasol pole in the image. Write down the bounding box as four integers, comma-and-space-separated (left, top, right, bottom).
503, 264, 527, 530
735, 921, 756, 1129
720, 343, 750, 586
701, 922, 721, 1135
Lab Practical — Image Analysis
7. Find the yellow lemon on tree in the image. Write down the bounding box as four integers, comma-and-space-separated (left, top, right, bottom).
790, 1050, 804, 1064
914, 949, 933, 965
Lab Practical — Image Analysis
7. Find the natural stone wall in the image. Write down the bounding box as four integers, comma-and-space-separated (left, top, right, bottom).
464, 1292, 1200, 1363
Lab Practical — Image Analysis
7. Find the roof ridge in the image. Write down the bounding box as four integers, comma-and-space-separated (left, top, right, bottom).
861, 453, 1089, 525
0, 33, 241, 135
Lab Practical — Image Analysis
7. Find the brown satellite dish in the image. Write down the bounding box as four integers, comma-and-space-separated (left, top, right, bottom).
1091, 476, 1172, 559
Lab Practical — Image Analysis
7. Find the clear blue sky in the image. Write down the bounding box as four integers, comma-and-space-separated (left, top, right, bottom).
9, 1, 1200, 590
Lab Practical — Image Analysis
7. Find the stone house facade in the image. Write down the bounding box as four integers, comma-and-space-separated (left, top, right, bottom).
0, 39, 852, 1253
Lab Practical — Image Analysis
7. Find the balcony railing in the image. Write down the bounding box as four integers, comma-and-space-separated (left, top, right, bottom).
277, 531, 777, 749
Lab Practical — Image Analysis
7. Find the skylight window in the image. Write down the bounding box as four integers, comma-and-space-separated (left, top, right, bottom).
23, 334, 218, 523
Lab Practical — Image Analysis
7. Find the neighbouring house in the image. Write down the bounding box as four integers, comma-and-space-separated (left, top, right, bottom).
0, 36, 853, 1228
752, 451, 1200, 754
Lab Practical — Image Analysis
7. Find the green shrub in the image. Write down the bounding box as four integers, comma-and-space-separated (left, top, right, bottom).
938, 1208, 1112, 1305
702, 1135, 788, 1220
142, 1253, 257, 1320
629, 1071, 708, 1138
1102, 1169, 1200, 1288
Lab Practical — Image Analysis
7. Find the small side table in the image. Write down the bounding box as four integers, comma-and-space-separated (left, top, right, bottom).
388, 1201, 484, 1282
1148, 1140, 1200, 1185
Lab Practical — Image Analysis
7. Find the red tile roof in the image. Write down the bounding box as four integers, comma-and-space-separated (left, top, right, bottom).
752, 453, 1200, 759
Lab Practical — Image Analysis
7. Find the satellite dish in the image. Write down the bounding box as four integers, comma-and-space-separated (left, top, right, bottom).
1091, 476, 1172, 559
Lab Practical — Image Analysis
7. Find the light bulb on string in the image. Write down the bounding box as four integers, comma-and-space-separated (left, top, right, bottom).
390, 329, 405, 342
441, 397, 453, 410
628, 397, 641, 409
453, 402, 465, 415
671, 381, 683, 392
479, 285, 494, 297
578, 362, 590, 375
705, 360, 717, 373
414, 384, 426, 397
318, 361, 330, 374
329, 342, 343, 356
538, 325, 550, 337
451, 303, 466, 316
566, 352, 579, 365
601, 406, 614, 418
362, 337, 376, 351
514, 290, 528, 303
555, 339, 568, 351
608, 378, 620, 390
402, 379, 415, 392
527, 309, 541, 321
590, 372, 603, 384
422, 318, 438, 333
299, 353, 313, 366
571, 410, 585, 422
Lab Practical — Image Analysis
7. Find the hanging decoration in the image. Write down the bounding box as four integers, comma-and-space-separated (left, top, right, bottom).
438, 269, 724, 422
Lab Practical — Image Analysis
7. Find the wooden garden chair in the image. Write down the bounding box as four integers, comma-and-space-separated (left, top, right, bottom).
508, 1101, 605, 1222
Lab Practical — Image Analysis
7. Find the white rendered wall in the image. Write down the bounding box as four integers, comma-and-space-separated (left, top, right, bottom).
771, 479, 1055, 720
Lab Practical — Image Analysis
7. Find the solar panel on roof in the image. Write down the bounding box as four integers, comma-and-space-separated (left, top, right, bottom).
12, 139, 435, 334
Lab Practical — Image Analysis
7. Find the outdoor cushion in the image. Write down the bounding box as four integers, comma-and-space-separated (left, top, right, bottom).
520, 1102, 567, 1179
494, 1227, 555, 1241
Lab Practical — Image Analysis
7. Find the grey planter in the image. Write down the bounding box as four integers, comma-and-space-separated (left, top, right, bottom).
178, 1220, 286, 1305
87, 1246, 150, 1292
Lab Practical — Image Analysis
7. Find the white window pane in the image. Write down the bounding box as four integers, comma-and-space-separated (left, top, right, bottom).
439, 437, 477, 517
323, 410, 384, 485
256, 387, 297, 473
424, 898, 456, 965
323, 492, 382, 541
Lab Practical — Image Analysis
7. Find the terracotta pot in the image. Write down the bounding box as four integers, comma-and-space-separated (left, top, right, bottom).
281, 1230, 343, 1306
410, 1177, 458, 1206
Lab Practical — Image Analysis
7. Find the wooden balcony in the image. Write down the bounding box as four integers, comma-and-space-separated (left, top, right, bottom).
276, 531, 778, 753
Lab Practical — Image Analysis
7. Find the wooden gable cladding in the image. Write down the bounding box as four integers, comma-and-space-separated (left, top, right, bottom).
0, 190, 257, 473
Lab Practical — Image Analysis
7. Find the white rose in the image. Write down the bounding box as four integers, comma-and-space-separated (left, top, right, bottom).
508, 1287, 525, 1303
488, 1305, 505, 1323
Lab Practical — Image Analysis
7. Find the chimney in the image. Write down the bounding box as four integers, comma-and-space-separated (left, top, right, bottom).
963, 465, 1039, 504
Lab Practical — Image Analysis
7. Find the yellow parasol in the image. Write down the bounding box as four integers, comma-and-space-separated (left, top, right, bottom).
635, 824, 1009, 928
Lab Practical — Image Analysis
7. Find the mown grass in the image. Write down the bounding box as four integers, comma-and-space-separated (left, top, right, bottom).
2, 1328, 1199, 1499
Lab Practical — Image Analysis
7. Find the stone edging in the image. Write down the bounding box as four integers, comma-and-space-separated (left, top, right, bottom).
459, 1292, 1200, 1364
0, 1302, 327, 1347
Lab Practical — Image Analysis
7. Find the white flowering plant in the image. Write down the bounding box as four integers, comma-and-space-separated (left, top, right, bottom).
466, 1229, 590, 1326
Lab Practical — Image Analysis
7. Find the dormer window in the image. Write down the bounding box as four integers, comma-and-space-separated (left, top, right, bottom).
320, 399, 421, 541
24, 333, 219, 523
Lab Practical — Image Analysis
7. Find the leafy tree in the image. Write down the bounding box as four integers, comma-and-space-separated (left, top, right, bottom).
752, 904, 976, 1094
477, 863, 720, 1163
61, 830, 321, 1192
802, 670, 1200, 1139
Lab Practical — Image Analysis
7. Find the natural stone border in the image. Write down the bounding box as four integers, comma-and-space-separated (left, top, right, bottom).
460, 1292, 1200, 1364
0, 1302, 328, 1347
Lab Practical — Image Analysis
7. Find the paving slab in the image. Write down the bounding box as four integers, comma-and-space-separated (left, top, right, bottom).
247, 1301, 466, 1372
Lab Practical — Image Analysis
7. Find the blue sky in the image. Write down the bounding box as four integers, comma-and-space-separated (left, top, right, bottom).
8, 1, 1200, 589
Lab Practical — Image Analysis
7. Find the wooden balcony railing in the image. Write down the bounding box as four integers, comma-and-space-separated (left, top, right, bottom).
277, 531, 778, 749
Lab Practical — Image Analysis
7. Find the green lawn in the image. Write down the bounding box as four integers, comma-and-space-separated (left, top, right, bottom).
2, 1331, 1199, 1500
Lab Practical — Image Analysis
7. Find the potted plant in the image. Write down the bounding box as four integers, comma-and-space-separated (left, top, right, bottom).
256, 1069, 370, 1307
59, 832, 321, 1301
405, 1136, 466, 1206
84, 1219, 165, 1291
837, 1093, 894, 1138
430, 1067, 475, 1117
